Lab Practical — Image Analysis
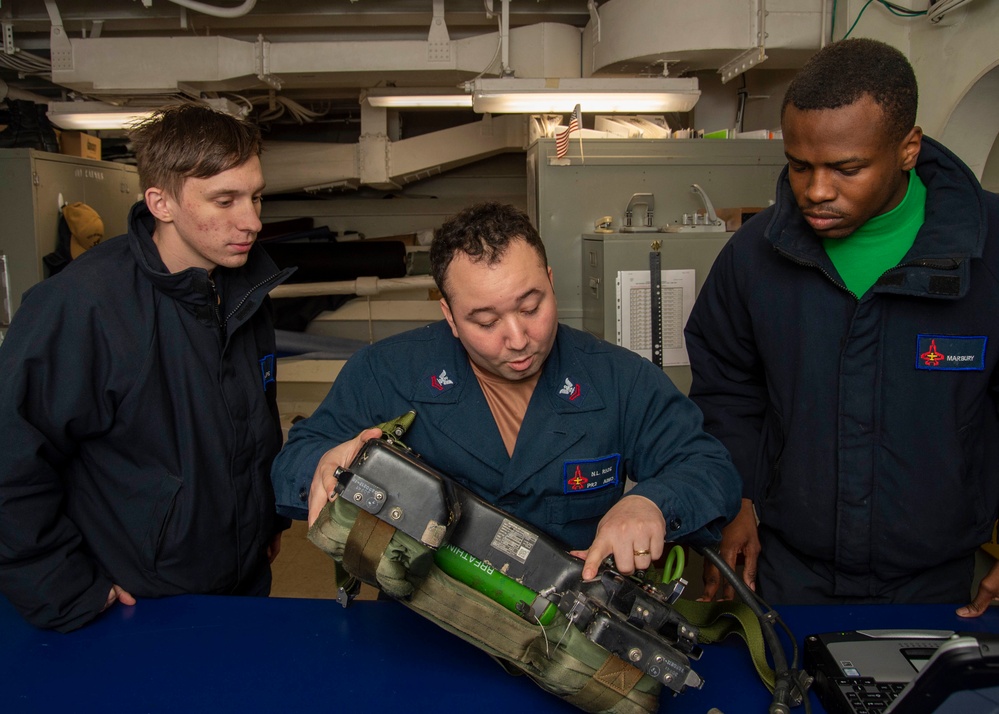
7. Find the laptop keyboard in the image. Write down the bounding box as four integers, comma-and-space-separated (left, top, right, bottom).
831, 676, 907, 713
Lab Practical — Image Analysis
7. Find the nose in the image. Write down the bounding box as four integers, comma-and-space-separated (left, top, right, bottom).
503, 316, 530, 351
803, 168, 836, 206
240, 199, 263, 234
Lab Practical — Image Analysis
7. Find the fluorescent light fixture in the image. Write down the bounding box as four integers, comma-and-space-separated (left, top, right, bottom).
471, 77, 700, 114
364, 88, 473, 109
47, 98, 248, 131
47, 101, 154, 130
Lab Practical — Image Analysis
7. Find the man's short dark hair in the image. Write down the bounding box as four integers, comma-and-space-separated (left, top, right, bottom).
129, 102, 262, 197
430, 202, 548, 303
781, 38, 918, 143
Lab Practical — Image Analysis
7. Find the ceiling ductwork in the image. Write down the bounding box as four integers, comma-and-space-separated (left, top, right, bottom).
0, 1, 833, 192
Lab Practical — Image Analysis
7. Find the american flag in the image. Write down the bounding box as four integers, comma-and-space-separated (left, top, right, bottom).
555, 103, 581, 158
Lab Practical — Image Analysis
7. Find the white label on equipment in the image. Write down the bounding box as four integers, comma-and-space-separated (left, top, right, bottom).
490, 518, 539, 564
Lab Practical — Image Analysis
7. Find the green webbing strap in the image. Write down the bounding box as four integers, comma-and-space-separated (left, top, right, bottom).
376, 410, 417, 445
671, 598, 776, 692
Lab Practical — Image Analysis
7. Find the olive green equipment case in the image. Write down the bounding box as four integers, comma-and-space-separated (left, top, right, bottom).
306, 415, 791, 712
309, 495, 663, 714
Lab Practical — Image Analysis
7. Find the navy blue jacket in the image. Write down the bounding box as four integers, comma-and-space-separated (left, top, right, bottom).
0, 202, 293, 631
685, 137, 999, 595
272, 321, 741, 550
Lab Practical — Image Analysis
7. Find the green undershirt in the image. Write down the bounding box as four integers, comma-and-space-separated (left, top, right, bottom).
822, 170, 926, 297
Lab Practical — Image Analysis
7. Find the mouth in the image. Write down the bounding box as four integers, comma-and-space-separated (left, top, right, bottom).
230, 240, 255, 253
506, 354, 535, 372
803, 211, 844, 233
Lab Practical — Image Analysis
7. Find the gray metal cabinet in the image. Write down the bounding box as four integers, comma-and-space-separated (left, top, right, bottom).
527, 137, 786, 329
0, 149, 141, 328
581, 231, 730, 395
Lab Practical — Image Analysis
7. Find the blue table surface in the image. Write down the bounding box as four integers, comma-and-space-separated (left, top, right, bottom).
1, 592, 996, 714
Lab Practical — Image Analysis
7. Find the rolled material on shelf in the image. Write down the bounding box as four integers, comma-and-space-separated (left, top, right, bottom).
268, 274, 436, 299
261, 240, 407, 284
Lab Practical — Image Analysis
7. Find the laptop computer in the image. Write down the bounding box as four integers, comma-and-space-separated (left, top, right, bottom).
804, 629, 999, 713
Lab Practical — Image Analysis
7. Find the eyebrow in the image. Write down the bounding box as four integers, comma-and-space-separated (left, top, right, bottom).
205, 183, 266, 198
785, 152, 865, 168
465, 287, 542, 319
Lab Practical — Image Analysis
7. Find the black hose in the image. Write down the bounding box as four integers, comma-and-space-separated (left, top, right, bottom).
694, 545, 812, 713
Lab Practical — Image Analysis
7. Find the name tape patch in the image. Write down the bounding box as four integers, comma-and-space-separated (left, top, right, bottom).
915, 334, 987, 371
563, 454, 620, 494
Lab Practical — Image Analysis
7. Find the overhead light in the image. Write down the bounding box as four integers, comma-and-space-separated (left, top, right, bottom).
47, 101, 155, 130
470, 77, 700, 114
364, 88, 473, 109
46, 98, 249, 131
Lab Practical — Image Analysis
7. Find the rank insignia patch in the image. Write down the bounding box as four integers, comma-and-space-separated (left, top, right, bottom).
426, 368, 456, 395
557, 377, 586, 405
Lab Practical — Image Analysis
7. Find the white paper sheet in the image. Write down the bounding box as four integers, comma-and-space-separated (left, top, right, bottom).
616, 269, 695, 366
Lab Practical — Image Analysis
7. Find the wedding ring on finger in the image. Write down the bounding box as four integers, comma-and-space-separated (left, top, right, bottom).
633, 549, 651, 557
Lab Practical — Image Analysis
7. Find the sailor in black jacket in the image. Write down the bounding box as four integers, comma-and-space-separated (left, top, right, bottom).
686, 39, 999, 612
0, 104, 293, 632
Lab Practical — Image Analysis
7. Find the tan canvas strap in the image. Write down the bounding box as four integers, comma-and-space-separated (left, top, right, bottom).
566, 655, 645, 710
343, 509, 397, 584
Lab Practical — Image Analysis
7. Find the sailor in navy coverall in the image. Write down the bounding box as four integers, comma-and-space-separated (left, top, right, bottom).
273, 202, 741, 579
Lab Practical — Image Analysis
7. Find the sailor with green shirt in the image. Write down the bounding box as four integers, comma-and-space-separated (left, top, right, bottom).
684, 38, 999, 614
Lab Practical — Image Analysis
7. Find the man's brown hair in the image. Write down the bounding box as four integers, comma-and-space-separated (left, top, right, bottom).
129, 103, 262, 197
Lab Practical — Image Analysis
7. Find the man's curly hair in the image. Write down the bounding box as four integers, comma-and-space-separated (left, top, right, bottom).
781, 38, 918, 143
430, 202, 547, 303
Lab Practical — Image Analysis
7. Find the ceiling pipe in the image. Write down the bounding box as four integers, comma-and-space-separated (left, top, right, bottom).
164, 0, 257, 20
500, 0, 512, 76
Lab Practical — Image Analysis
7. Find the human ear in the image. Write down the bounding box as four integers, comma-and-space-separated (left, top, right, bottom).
144, 186, 174, 223
440, 298, 460, 339
899, 126, 923, 172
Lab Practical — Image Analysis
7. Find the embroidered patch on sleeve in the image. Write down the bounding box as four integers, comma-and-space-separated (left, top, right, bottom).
424, 367, 456, 395
259, 354, 276, 390
557, 376, 586, 405
915, 334, 987, 371
563, 454, 621, 494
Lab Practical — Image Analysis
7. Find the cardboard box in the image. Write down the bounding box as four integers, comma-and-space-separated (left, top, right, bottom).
715, 206, 768, 232
60, 131, 101, 160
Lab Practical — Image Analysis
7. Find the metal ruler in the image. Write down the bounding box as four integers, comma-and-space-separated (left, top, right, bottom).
650, 240, 662, 369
